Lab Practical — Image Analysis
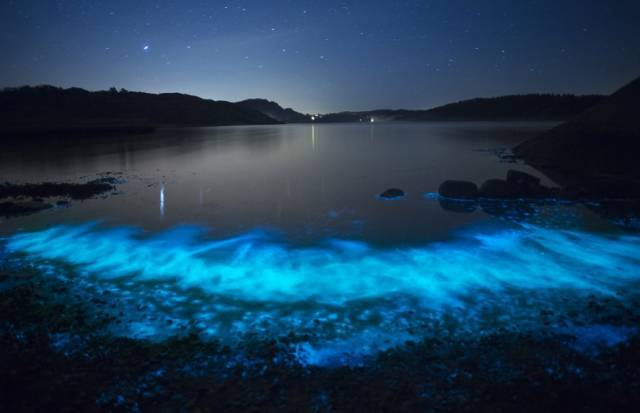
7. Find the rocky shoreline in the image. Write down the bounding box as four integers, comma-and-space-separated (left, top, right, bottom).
0, 177, 120, 218
432, 169, 640, 230
439, 169, 640, 203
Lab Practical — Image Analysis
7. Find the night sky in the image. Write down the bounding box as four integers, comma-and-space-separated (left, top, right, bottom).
1, 1, 639, 113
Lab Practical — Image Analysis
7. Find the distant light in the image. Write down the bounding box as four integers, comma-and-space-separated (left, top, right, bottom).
370, 118, 375, 123
143, 45, 150, 51
160, 184, 165, 217
311, 116, 316, 121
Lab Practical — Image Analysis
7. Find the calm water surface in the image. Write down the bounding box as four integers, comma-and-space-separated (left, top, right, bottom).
1, 122, 559, 245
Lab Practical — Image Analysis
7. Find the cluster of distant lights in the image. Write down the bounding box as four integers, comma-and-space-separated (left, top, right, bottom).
309, 115, 375, 122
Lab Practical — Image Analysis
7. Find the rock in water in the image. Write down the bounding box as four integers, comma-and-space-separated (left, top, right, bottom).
379, 188, 405, 199
505, 170, 556, 199
438, 180, 478, 200
479, 179, 519, 199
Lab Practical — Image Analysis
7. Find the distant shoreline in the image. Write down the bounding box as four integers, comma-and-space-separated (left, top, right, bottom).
1, 86, 605, 133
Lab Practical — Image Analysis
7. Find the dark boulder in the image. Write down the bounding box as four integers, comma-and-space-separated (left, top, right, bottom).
506, 170, 541, 187
379, 188, 405, 199
479, 179, 519, 199
478, 173, 556, 200
438, 180, 478, 200
524, 184, 556, 199
505, 170, 557, 199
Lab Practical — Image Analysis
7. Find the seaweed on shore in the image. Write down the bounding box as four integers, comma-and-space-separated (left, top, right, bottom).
0, 200, 53, 216
0, 178, 116, 200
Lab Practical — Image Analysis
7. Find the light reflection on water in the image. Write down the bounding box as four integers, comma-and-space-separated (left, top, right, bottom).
0, 122, 557, 245
160, 184, 165, 218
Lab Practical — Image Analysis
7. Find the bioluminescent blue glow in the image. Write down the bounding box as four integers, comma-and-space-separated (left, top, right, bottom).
5, 222, 640, 365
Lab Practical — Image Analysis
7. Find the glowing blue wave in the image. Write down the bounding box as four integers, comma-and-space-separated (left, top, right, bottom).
5, 222, 640, 364
7, 223, 639, 302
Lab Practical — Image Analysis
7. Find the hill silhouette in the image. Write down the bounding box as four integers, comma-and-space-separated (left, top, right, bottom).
399, 94, 604, 121
236, 99, 310, 123
316, 94, 604, 123
515, 76, 640, 178
0, 86, 608, 136
0, 85, 278, 135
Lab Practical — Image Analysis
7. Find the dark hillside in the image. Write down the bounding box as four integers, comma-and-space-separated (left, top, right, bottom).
0, 86, 278, 134
515, 77, 640, 178
315, 94, 604, 123
400, 94, 604, 121
237, 99, 310, 123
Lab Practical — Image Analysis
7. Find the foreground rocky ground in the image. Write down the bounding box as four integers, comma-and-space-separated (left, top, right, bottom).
2, 259, 640, 412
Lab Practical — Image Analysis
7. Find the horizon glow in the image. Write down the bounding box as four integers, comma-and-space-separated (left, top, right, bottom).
1, 1, 639, 113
